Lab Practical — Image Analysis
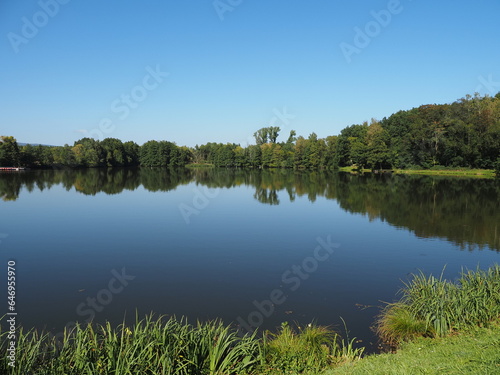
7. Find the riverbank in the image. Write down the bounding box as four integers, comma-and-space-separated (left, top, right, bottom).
327, 264, 500, 374
392, 168, 496, 178
3, 320, 498, 375
327, 324, 500, 375
186, 163, 215, 168
339, 166, 497, 178
2, 265, 499, 374
188, 164, 497, 178
0, 317, 362, 374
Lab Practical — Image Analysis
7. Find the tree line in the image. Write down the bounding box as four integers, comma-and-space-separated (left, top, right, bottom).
1, 92, 499, 170
192, 93, 500, 170
0, 137, 190, 169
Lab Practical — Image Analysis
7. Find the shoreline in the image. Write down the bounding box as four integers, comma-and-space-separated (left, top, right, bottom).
338, 166, 496, 178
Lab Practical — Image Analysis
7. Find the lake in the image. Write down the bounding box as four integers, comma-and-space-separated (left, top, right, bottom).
0, 168, 499, 353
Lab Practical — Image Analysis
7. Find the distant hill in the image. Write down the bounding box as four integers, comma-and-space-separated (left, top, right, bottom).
18, 142, 57, 147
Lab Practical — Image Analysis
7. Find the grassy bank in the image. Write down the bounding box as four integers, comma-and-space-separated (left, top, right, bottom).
337, 166, 372, 174
327, 324, 500, 375
0, 317, 362, 375
329, 264, 500, 375
185, 164, 497, 178
392, 168, 496, 178
2, 266, 498, 374
339, 166, 496, 178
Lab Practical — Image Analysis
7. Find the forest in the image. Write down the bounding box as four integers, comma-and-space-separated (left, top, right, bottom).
1, 92, 499, 171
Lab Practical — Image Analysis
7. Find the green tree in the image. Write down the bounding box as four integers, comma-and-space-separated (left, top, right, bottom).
140, 141, 160, 167
325, 135, 338, 168
100, 138, 125, 167
304, 133, 321, 169
268, 126, 280, 143
334, 124, 368, 167
366, 121, 390, 169
19, 144, 35, 167
0, 136, 20, 166
254, 128, 269, 145
293, 136, 307, 168
286, 130, 297, 145
52, 145, 76, 167
74, 138, 102, 167
246, 145, 262, 168
123, 141, 140, 166
260, 143, 273, 168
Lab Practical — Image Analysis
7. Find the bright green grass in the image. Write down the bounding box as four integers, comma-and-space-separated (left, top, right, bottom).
338, 166, 496, 178
392, 168, 495, 178
0, 316, 361, 375
337, 167, 372, 173
326, 324, 500, 375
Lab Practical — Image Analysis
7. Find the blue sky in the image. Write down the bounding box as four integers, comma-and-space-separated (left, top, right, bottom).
1, 0, 499, 147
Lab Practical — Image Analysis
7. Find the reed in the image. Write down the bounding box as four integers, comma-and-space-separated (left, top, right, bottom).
376, 264, 500, 346
0, 314, 261, 375
1, 315, 363, 374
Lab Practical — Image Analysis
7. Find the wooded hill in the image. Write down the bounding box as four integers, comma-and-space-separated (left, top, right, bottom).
1, 92, 499, 170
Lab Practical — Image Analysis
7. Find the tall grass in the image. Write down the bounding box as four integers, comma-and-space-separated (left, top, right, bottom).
1, 315, 363, 374
0, 315, 261, 375
261, 321, 364, 374
376, 264, 500, 346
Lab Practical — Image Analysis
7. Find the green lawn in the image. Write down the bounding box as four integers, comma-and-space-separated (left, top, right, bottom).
326, 324, 500, 375
392, 168, 496, 178
338, 166, 496, 178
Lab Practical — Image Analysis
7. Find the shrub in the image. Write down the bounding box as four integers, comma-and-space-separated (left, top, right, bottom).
261, 321, 363, 373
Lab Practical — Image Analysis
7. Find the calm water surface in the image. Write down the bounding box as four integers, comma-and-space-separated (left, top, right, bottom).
1, 168, 499, 352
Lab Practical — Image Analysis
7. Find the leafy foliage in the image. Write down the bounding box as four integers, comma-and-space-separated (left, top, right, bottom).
0, 137, 192, 169
2, 91, 499, 170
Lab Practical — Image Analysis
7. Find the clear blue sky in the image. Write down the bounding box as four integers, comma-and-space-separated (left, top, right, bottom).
1, 0, 499, 147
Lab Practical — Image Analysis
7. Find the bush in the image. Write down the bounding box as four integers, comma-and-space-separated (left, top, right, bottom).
261, 322, 363, 374
376, 303, 431, 346
494, 157, 500, 178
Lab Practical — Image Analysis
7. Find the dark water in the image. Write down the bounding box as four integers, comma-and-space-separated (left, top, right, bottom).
1, 168, 499, 352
